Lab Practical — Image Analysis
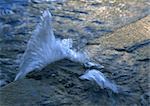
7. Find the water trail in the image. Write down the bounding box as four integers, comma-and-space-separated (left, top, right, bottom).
15, 10, 103, 80
15, 10, 67, 80
80, 69, 119, 93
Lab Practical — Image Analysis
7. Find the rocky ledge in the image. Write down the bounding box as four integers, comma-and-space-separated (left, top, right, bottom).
0, 15, 150, 106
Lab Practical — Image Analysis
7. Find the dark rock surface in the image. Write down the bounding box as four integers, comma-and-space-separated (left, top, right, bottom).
0, 15, 150, 106
0, 0, 150, 106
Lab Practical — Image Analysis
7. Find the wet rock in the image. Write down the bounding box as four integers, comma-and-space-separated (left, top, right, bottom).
140, 92, 150, 106
84, 26, 96, 33
53, 14, 83, 22
85, 15, 150, 105
64, 9, 88, 15
92, 20, 105, 24
0, 80, 8, 87
0, 15, 149, 106
0, 0, 150, 106
114, 39, 150, 53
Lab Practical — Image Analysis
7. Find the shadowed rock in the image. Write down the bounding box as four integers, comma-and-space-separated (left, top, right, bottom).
114, 39, 150, 53
0, 1, 150, 105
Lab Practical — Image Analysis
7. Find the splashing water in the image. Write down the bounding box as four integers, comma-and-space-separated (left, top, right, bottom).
15, 9, 103, 80
80, 69, 119, 93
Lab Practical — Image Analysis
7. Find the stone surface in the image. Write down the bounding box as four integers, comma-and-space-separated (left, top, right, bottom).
0, 15, 150, 106
0, 0, 149, 85
0, 0, 150, 106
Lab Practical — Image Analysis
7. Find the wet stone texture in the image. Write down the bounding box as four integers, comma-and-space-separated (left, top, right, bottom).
0, 15, 150, 106
0, 0, 150, 106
